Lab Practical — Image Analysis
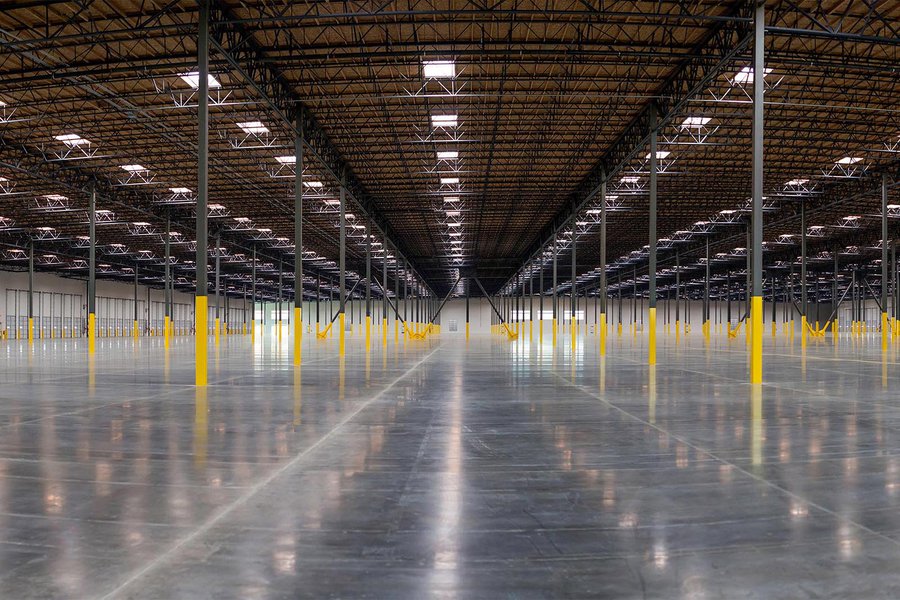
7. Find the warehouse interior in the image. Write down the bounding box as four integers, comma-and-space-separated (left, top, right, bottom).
1, 1, 899, 597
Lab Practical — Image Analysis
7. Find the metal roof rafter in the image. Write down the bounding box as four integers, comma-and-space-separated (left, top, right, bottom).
204, 0, 435, 297
508, 0, 756, 290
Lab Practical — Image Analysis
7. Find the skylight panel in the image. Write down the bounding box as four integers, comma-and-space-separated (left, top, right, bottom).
303, 180, 324, 188
179, 71, 221, 90
437, 150, 459, 160
443, 196, 460, 203
431, 114, 458, 128
54, 133, 89, 147
275, 156, 296, 164
446, 210, 461, 217
732, 66, 772, 84
423, 60, 456, 79
680, 116, 711, 128
237, 121, 269, 134
440, 177, 460, 185
169, 187, 191, 194
836, 156, 862, 165
120, 164, 147, 172
645, 151, 671, 160
620, 176, 640, 183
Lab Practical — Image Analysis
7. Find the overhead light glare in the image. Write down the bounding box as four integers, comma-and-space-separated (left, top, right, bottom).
423, 60, 456, 79
836, 156, 862, 165
275, 156, 296, 164
169, 187, 191, 194
440, 177, 460, 185
645, 151, 671, 160
54, 133, 89, 147
120, 164, 146, 172
437, 150, 459, 160
680, 116, 711, 128
431, 114, 458, 128
303, 180, 324, 188
237, 121, 268, 134
179, 71, 221, 90
732, 66, 772, 84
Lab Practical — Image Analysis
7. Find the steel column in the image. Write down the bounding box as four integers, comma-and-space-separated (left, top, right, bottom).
195, 0, 209, 386
648, 104, 658, 365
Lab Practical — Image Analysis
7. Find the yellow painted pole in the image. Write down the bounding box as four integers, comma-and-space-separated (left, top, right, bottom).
801, 315, 807, 348
675, 319, 680, 344
88, 313, 96, 353
538, 319, 542, 344
552, 318, 557, 346
882, 312, 889, 352
339, 312, 346, 356
751, 296, 763, 383
599, 313, 606, 356
394, 319, 399, 344
133, 320, 139, 339
164, 315, 170, 348
195, 297, 207, 386
570, 319, 576, 353
365, 315, 372, 352
28, 317, 34, 344
214, 317, 220, 346
648, 307, 657, 365
293, 307, 302, 365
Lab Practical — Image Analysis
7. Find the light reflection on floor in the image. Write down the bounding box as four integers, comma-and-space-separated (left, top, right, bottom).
0, 327, 899, 597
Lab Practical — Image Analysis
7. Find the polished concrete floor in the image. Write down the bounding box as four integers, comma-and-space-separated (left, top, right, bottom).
2, 326, 900, 598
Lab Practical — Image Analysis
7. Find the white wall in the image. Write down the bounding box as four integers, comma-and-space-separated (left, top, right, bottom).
432, 295, 882, 336
0, 268, 250, 337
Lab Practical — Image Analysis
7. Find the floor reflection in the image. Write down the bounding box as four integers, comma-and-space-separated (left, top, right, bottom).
0, 333, 898, 597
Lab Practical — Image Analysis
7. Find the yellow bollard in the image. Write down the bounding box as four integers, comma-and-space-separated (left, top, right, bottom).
88, 313, 96, 353
195, 297, 207, 386
365, 315, 372, 352
164, 315, 170, 348
339, 312, 346, 356
28, 317, 34, 344
648, 307, 657, 365
599, 313, 606, 356
294, 307, 302, 365
882, 312, 889, 352
751, 296, 763, 384
552, 318, 557, 346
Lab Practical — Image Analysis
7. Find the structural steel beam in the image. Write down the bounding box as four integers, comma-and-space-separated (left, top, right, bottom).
205, 0, 433, 296
512, 0, 755, 279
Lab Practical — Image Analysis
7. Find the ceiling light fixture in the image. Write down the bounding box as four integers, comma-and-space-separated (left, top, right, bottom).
423, 60, 456, 79
179, 71, 221, 90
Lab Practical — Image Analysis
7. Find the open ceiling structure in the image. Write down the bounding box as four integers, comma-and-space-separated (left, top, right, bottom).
0, 1, 898, 302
